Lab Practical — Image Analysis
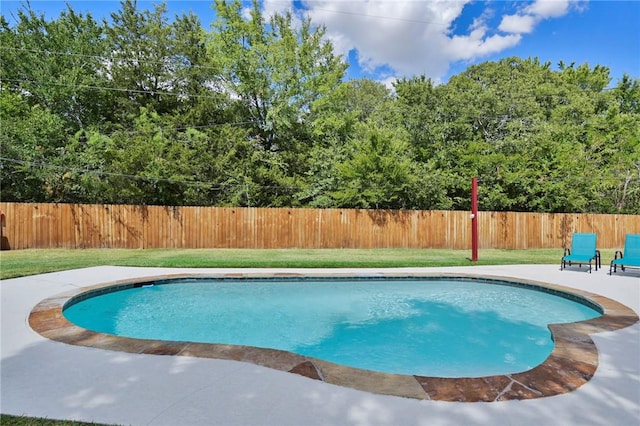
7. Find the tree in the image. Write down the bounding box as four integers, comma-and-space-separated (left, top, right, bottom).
0, 90, 68, 201
329, 124, 414, 209
0, 6, 108, 130
209, 0, 346, 153
2, 0, 637, 213
589, 76, 640, 213
301, 79, 393, 207
1, 6, 109, 202
412, 57, 639, 213
105, 0, 180, 122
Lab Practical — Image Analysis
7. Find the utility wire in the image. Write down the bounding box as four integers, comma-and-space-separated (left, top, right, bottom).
0, 77, 229, 101
1, 45, 619, 97
0, 46, 225, 74
73, 120, 263, 139
0, 156, 633, 189
0, 156, 303, 191
297, 6, 453, 28
0, 74, 621, 124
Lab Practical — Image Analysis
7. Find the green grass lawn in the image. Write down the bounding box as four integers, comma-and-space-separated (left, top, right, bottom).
0, 247, 616, 280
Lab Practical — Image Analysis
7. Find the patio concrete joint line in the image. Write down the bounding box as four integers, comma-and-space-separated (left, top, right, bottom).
500, 375, 544, 401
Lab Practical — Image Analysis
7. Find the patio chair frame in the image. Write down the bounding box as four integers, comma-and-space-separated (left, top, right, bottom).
609, 234, 640, 275
561, 233, 600, 273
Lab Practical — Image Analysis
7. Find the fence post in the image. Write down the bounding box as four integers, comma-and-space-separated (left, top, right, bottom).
471, 178, 478, 261
0, 210, 6, 250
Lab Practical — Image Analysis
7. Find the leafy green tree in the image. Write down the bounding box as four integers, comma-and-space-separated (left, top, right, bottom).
301, 79, 394, 207
588, 76, 640, 213
204, 0, 348, 205
0, 90, 68, 201
2, 0, 637, 213
105, 0, 180, 122
393, 76, 440, 160
209, 0, 346, 152
330, 124, 413, 209
411, 57, 640, 213
0, 6, 108, 131
310, 78, 391, 143
169, 11, 235, 127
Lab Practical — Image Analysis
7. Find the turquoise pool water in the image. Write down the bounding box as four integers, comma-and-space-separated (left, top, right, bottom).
63, 277, 601, 377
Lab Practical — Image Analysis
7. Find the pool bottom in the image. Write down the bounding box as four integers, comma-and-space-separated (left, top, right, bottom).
29, 272, 639, 402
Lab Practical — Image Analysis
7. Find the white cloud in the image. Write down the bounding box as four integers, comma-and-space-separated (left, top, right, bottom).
302, 0, 480, 79
255, 0, 582, 83
262, 0, 295, 21
499, 0, 580, 36
379, 75, 399, 91
525, 0, 571, 18
499, 14, 537, 34
449, 32, 522, 59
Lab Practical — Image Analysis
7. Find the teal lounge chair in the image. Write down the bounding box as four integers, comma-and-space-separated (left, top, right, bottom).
610, 234, 640, 274
561, 233, 600, 273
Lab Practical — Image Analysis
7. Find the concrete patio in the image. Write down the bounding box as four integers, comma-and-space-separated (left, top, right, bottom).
2, 264, 639, 425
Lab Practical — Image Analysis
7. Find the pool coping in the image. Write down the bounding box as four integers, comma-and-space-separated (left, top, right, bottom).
28, 271, 639, 402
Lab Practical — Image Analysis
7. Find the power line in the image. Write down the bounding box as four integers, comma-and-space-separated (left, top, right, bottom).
0, 156, 303, 191
308, 6, 452, 28
1, 45, 620, 98
0, 77, 228, 101
76, 120, 263, 139
0, 73, 620, 122
1, 154, 633, 189
0, 77, 624, 133
0, 46, 225, 75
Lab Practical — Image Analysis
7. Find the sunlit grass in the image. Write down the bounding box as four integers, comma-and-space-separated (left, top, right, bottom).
1, 247, 612, 280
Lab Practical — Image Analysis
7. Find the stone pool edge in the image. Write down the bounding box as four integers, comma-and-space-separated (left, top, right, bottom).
28, 272, 639, 402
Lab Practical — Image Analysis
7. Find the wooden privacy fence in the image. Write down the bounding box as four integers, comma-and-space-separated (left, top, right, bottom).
1, 202, 639, 250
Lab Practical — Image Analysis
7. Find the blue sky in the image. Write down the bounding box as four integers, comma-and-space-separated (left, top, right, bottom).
2, 0, 639, 86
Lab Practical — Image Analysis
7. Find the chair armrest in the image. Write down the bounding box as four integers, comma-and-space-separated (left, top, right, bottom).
614, 250, 623, 260
563, 248, 571, 256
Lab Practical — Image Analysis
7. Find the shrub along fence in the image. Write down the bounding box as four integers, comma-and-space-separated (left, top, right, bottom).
1, 202, 639, 250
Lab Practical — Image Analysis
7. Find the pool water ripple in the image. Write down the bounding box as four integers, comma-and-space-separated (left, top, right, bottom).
29, 272, 639, 402
62, 278, 599, 377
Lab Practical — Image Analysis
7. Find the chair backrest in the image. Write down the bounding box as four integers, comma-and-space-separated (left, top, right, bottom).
571, 233, 597, 257
623, 234, 640, 258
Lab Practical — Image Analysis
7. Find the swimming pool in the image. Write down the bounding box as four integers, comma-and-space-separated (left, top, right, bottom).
29, 272, 638, 401
62, 276, 600, 378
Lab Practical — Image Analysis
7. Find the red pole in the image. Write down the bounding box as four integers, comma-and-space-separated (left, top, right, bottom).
471, 177, 478, 262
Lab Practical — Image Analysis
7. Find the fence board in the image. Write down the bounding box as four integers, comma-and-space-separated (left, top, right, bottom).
1, 202, 639, 251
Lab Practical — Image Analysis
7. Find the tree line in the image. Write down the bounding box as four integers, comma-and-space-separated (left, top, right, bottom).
1, 0, 639, 213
